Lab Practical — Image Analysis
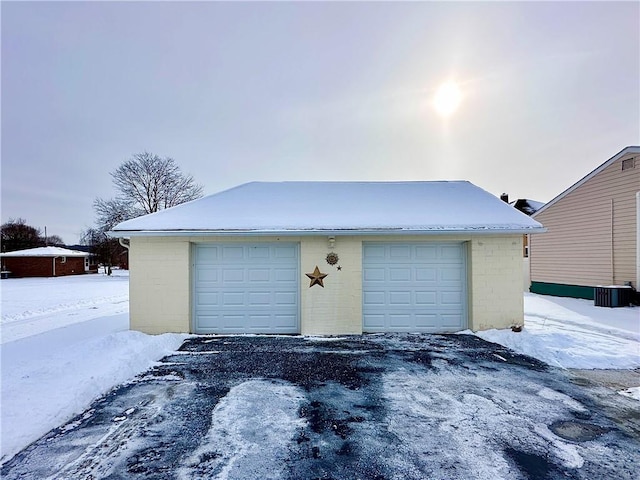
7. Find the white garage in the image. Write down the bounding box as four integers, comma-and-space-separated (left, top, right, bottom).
362, 243, 467, 332
193, 243, 299, 334
112, 181, 544, 335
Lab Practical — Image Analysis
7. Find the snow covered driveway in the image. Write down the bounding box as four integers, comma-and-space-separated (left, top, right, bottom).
3, 335, 639, 480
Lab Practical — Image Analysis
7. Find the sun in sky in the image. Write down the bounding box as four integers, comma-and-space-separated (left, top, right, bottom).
433, 81, 463, 117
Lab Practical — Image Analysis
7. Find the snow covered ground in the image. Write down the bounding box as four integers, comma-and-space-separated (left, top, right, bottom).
1, 270, 130, 344
1, 274, 638, 466
0, 272, 188, 463
473, 293, 639, 371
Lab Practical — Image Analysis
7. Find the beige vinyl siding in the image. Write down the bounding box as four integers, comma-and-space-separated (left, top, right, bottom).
531, 152, 639, 287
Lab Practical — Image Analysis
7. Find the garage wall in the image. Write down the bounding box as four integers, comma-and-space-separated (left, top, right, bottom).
128, 234, 524, 335
300, 234, 523, 333
129, 237, 191, 334
468, 236, 524, 330
300, 236, 362, 335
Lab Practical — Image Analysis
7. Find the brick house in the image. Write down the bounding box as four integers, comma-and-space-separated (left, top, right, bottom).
1, 246, 93, 278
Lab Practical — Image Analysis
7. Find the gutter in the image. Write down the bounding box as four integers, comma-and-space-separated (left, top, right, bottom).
108, 227, 547, 238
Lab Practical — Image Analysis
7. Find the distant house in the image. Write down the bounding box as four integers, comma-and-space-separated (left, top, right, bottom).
110, 181, 544, 336
511, 199, 545, 257
0, 246, 94, 278
530, 146, 640, 299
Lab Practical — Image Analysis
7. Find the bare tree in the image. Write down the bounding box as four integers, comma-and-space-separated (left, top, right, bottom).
80, 227, 126, 275
94, 152, 203, 231
45, 235, 65, 246
1, 218, 43, 252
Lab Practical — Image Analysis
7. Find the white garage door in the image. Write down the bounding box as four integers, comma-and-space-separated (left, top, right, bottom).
363, 242, 467, 333
194, 243, 299, 334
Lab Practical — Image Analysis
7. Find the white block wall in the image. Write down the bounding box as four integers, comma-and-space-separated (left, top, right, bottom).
129, 237, 191, 334
128, 234, 524, 335
468, 236, 524, 330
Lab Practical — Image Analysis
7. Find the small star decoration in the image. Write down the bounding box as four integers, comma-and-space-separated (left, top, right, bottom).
306, 266, 328, 288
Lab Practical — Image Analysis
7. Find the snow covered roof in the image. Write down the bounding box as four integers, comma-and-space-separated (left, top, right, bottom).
533, 145, 640, 218
111, 181, 545, 236
0, 246, 90, 258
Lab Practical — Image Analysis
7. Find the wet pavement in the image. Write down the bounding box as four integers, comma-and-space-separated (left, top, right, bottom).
3, 334, 639, 479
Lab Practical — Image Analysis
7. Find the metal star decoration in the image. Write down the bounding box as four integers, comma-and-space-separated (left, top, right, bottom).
306, 266, 328, 288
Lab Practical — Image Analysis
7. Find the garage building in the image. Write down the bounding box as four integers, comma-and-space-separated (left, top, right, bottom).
111, 181, 544, 335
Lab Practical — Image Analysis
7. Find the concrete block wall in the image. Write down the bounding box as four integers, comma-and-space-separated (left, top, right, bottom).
128, 234, 525, 335
129, 237, 191, 334
468, 236, 524, 330
300, 236, 362, 335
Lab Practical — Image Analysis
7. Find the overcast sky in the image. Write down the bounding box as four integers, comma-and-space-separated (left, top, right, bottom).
2, 1, 638, 244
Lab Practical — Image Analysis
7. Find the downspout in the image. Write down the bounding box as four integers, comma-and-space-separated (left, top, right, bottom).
118, 238, 130, 250
52, 256, 56, 277
611, 199, 615, 285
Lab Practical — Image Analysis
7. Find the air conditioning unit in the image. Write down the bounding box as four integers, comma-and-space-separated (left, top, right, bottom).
594, 286, 633, 308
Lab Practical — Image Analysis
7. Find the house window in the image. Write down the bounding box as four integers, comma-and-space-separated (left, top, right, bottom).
60, 256, 66, 264
622, 158, 635, 171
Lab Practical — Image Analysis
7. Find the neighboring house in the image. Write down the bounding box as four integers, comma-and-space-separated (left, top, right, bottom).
111, 181, 544, 336
503, 196, 545, 257
0, 246, 93, 277
67, 245, 100, 272
530, 146, 640, 299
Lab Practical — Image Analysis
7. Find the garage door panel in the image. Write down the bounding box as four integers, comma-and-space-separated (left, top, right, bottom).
415, 291, 437, 305
196, 246, 219, 263
364, 291, 386, 305
247, 292, 270, 306
364, 245, 386, 259
222, 246, 244, 260
389, 291, 411, 305
415, 267, 437, 282
273, 314, 297, 327
363, 314, 385, 328
248, 246, 270, 259
389, 245, 411, 259
440, 267, 462, 282
196, 292, 219, 307
222, 292, 244, 306
415, 245, 438, 260
441, 314, 464, 328
363, 268, 386, 282
389, 268, 411, 281
363, 242, 467, 333
415, 314, 438, 328
194, 243, 299, 334
441, 245, 464, 260
196, 268, 219, 283
441, 291, 463, 305
222, 269, 245, 283
389, 314, 412, 328
247, 269, 270, 282
275, 268, 297, 282
275, 291, 297, 306
275, 246, 297, 258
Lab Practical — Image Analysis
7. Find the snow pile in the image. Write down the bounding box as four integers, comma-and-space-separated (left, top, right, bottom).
472, 294, 639, 370
1, 328, 187, 463
0, 273, 188, 464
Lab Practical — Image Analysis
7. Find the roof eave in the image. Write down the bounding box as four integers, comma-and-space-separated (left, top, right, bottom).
109, 227, 546, 238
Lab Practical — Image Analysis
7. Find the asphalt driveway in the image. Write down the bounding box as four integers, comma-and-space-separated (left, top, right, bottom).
3, 334, 639, 479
